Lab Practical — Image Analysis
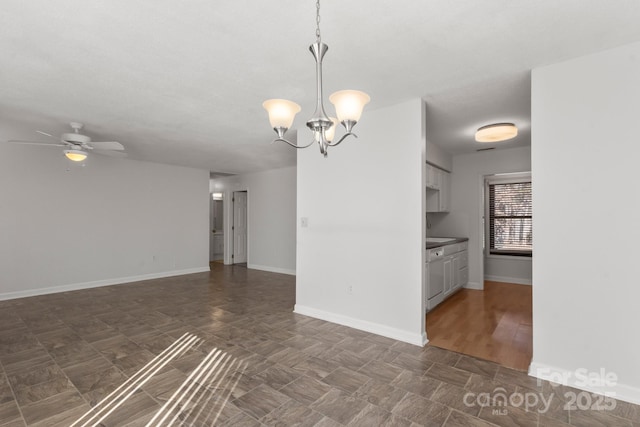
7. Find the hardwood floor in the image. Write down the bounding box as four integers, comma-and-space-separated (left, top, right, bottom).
426, 281, 533, 371
1, 269, 638, 426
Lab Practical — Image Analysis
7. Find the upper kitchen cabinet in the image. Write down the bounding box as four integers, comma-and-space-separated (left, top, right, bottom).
439, 170, 450, 211
426, 163, 441, 190
426, 164, 450, 212
425, 140, 452, 212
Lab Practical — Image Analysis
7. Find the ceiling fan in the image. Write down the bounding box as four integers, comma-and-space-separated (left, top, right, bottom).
8, 122, 126, 162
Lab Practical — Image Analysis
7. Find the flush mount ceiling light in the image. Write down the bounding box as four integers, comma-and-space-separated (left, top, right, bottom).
64, 149, 88, 162
263, 0, 370, 157
475, 123, 518, 143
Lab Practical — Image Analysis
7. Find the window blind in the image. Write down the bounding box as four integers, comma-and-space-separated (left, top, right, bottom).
489, 182, 532, 256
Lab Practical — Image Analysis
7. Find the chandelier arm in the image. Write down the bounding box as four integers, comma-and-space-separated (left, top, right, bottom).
273, 138, 315, 149
326, 132, 357, 147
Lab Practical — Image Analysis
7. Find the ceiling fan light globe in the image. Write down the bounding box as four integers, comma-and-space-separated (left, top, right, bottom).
262, 99, 301, 130
64, 149, 88, 162
329, 90, 370, 124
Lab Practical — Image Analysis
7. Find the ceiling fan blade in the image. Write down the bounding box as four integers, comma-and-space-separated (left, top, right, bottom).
8, 140, 66, 147
90, 141, 124, 151
36, 130, 56, 139
93, 150, 127, 158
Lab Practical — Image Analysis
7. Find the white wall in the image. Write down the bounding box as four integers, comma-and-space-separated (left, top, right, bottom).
296, 99, 426, 346
530, 41, 640, 404
484, 256, 532, 286
429, 146, 532, 288
426, 140, 453, 171
209, 166, 296, 275
0, 140, 210, 300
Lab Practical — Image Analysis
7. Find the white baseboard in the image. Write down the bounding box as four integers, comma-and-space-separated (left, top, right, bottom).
248, 264, 296, 276
485, 275, 532, 285
0, 267, 211, 301
529, 361, 640, 406
294, 304, 425, 347
464, 281, 483, 290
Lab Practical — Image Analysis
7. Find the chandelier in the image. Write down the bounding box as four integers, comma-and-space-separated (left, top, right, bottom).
262, 0, 370, 157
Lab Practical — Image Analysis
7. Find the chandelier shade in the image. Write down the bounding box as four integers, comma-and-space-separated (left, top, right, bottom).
263, 99, 302, 130
329, 90, 370, 124
324, 117, 339, 143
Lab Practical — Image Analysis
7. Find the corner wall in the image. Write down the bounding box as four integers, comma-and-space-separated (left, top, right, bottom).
0, 140, 210, 300
531, 40, 640, 404
209, 166, 296, 275
296, 99, 426, 345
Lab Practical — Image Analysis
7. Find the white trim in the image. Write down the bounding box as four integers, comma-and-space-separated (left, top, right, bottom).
486, 254, 533, 261
247, 264, 296, 276
529, 362, 640, 406
0, 267, 211, 301
421, 331, 429, 346
484, 275, 532, 285
485, 172, 532, 185
477, 174, 485, 293
464, 281, 483, 290
294, 304, 425, 347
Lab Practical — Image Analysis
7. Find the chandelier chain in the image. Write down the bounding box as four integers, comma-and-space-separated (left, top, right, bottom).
315, 0, 321, 42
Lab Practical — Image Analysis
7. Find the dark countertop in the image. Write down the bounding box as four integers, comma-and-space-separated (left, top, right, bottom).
426, 237, 469, 250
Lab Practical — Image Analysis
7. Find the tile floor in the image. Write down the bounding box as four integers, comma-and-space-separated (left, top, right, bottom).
0, 264, 638, 426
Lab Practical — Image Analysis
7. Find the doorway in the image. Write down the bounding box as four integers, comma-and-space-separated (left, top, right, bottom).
232, 191, 248, 265
425, 171, 533, 371
210, 192, 224, 263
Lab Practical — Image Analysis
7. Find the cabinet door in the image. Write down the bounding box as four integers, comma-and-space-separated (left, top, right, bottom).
425, 164, 432, 188
459, 267, 469, 288
457, 250, 468, 288
443, 258, 452, 295
424, 262, 428, 304
452, 254, 459, 288
439, 171, 450, 212
426, 164, 440, 190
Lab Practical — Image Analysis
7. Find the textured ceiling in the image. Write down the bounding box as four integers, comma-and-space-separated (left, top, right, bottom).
1, 0, 640, 173
426, 71, 531, 155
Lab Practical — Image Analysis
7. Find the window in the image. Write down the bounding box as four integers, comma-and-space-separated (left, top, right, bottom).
486, 177, 532, 257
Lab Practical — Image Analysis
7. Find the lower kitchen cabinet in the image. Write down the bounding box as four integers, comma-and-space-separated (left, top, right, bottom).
443, 246, 468, 297
443, 258, 453, 296
426, 241, 468, 311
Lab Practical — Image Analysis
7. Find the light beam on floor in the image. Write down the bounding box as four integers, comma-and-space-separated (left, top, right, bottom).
71, 332, 201, 427
145, 348, 246, 426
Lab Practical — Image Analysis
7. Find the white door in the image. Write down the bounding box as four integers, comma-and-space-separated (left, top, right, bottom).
233, 191, 248, 263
